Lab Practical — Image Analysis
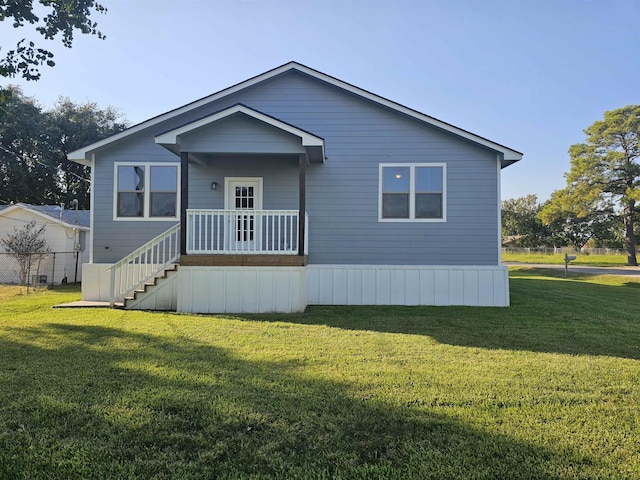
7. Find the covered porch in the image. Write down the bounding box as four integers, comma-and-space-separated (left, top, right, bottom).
154, 103, 325, 266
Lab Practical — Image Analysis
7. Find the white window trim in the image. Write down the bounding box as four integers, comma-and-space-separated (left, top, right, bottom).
113, 162, 180, 221
378, 163, 447, 222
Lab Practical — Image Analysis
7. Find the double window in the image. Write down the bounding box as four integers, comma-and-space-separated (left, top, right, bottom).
114, 163, 179, 220
379, 163, 446, 221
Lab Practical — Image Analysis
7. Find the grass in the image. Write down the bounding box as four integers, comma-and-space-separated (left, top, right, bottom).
502, 252, 630, 266
1, 272, 640, 479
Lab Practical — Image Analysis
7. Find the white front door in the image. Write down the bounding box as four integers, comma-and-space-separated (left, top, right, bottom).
225, 178, 263, 251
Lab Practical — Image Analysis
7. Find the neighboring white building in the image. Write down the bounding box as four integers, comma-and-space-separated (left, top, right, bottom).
0, 203, 90, 285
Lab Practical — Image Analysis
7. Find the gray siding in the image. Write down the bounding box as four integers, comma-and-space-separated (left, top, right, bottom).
181, 115, 305, 154
92, 136, 179, 263
91, 71, 501, 265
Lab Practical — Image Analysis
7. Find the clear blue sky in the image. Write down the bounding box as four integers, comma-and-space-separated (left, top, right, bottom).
4, 0, 639, 201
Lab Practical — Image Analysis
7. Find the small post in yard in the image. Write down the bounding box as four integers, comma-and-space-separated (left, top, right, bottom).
564, 253, 576, 277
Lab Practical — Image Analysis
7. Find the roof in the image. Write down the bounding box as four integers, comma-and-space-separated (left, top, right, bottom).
68, 61, 523, 167
0, 203, 90, 229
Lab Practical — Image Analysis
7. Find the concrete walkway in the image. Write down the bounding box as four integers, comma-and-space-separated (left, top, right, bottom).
53, 300, 111, 308
505, 262, 640, 278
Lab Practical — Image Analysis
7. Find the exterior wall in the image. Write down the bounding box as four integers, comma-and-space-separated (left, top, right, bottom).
0, 208, 89, 284
92, 135, 179, 263
90, 70, 501, 267
189, 155, 300, 211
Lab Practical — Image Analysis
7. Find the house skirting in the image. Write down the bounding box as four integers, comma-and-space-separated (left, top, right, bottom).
81, 263, 510, 312
306, 265, 510, 307
177, 266, 307, 313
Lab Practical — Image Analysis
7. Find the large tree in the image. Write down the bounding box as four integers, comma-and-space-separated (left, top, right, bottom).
0, 0, 107, 81
543, 105, 640, 265
0, 86, 127, 207
538, 190, 620, 250
0, 86, 56, 204
45, 97, 127, 208
501, 194, 551, 247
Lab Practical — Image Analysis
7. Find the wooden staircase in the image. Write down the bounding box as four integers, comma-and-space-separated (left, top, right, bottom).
108, 224, 181, 307
116, 264, 179, 310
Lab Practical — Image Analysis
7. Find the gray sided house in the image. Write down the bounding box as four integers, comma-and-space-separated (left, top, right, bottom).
70, 62, 522, 312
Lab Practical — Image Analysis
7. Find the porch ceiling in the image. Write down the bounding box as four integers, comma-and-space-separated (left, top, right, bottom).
154, 103, 325, 163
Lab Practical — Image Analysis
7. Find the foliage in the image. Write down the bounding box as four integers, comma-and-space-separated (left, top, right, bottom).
1, 219, 49, 284
45, 96, 127, 207
542, 105, 640, 265
501, 194, 551, 247
1, 273, 640, 478
538, 190, 621, 250
0, 86, 127, 207
0, 0, 107, 81
0, 86, 53, 204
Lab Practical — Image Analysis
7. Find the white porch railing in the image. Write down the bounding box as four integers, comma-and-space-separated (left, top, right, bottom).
108, 223, 181, 306
187, 209, 307, 255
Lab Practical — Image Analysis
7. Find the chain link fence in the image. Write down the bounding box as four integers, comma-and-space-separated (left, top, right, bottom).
0, 251, 82, 286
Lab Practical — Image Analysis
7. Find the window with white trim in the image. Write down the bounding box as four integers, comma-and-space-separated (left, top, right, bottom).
379, 163, 446, 221
114, 163, 179, 220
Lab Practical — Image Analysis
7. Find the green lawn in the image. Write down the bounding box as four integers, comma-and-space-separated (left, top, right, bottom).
1, 270, 639, 479
502, 252, 630, 266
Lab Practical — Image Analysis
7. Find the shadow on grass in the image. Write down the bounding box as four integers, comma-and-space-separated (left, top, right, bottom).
237, 274, 640, 361
0, 323, 594, 479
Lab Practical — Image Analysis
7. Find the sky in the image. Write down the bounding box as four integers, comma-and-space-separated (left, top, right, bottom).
3, 0, 640, 202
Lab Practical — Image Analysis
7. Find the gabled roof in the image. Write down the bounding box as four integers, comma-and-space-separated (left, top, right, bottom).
154, 103, 326, 162
68, 61, 522, 167
0, 203, 90, 229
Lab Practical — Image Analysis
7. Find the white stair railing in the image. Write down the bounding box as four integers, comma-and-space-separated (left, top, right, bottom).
108, 223, 181, 306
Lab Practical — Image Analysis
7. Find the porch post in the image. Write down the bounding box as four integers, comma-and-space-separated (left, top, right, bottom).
180, 151, 189, 256
298, 153, 307, 256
